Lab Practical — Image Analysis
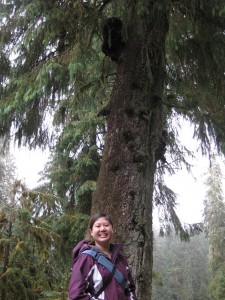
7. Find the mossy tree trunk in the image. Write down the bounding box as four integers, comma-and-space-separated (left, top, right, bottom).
92, 3, 169, 299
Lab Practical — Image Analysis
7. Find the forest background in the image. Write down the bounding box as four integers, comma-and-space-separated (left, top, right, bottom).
1, 0, 225, 299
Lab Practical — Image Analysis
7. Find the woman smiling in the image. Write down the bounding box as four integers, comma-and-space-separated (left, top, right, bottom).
68, 212, 137, 300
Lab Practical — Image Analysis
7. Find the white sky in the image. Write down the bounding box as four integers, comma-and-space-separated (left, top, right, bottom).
167, 157, 225, 224
11, 145, 50, 188
164, 121, 225, 224
165, 157, 209, 224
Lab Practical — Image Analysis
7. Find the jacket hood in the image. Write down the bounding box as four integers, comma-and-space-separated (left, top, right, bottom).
71, 239, 91, 261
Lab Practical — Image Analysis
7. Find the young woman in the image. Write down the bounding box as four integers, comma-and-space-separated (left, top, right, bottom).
68, 212, 137, 299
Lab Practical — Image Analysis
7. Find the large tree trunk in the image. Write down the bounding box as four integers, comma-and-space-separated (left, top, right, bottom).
92, 3, 169, 299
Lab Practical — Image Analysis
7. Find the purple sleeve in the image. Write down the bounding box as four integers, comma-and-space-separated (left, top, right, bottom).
68, 254, 93, 300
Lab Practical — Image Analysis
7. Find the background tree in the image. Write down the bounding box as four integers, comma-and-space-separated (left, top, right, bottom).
1, 1, 225, 299
0, 140, 15, 300
203, 158, 225, 299
0, 172, 68, 299
152, 231, 210, 300
0, 144, 71, 299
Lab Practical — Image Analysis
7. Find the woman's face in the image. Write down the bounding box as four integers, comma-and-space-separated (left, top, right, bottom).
90, 217, 113, 246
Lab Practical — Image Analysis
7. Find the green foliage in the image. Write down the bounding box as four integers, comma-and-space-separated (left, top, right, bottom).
77, 180, 96, 213
0, 156, 70, 299
45, 111, 102, 213
52, 213, 89, 253
209, 265, 225, 300
0, 155, 91, 298
0, 202, 63, 299
165, 1, 225, 156
203, 159, 225, 299
0, 0, 110, 149
68, 62, 84, 82
152, 231, 210, 300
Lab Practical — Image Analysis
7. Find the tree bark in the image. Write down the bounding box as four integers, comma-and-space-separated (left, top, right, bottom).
92, 3, 169, 299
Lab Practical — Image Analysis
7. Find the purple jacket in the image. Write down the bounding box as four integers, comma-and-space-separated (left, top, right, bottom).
68, 240, 137, 300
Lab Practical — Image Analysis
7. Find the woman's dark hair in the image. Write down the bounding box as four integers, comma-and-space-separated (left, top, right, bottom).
89, 213, 113, 229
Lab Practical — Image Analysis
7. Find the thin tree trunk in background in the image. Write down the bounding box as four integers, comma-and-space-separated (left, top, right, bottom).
1, 221, 12, 300
92, 5, 169, 298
